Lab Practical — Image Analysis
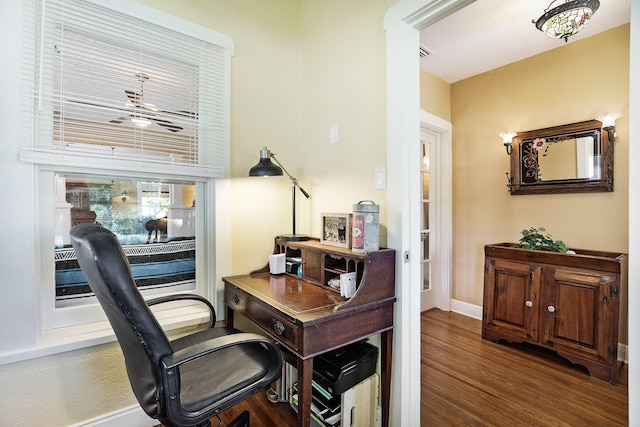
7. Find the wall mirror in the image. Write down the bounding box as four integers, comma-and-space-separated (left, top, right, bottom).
508, 119, 613, 195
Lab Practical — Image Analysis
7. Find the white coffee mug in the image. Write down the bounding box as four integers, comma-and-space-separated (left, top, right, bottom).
268, 253, 286, 275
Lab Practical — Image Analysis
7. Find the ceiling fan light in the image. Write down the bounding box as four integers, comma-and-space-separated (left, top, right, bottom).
125, 100, 158, 111
131, 117, 151, 127
535, 0, 600, 42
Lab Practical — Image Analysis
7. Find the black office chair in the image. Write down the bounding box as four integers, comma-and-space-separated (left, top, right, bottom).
70, 223, 281, 427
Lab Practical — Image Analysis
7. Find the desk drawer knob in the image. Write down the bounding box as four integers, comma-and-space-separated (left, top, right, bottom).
273, 320, 285, 336
232, 294, 240, 305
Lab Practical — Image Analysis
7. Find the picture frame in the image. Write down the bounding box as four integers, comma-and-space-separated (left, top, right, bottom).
321, 213, 352, 248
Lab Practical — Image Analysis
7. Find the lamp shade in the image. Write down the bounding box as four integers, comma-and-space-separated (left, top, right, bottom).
249, 147, 283, 177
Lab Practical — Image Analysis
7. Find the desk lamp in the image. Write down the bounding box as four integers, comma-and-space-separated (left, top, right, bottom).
249, 146, 310, 241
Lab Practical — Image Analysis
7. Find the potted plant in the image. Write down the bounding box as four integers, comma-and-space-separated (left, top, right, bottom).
513, 227, 573, 253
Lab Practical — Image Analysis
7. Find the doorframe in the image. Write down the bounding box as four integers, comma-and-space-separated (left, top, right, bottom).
386, 2, 639, 426
384, 1, 474, 425
419, 110, 452, 312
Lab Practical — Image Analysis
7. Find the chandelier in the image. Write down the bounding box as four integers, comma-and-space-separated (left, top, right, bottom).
533, 0, 600, 42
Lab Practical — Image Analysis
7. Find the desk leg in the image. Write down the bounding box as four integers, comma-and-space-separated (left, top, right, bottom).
381, 329, 393, 427
225, 305, 234, 328
297, 357, 313, 427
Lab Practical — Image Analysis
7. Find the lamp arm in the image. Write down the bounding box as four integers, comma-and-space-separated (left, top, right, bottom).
270, 153, 310, 198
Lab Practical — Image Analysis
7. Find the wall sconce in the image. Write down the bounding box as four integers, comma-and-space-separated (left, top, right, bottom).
499, 132, 517, 155
596, 113, 620, 142
249, 146, 311, 242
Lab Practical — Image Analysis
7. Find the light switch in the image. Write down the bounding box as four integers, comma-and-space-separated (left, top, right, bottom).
330, 123, 339, 144
375, 167, 386, 189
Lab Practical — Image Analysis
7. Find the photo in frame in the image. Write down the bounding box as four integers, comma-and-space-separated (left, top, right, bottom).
321, 213, 352, 248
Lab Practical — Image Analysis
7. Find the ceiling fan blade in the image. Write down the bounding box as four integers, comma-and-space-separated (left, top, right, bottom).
125, 90, 142, 103
159, 110, 197, 119
152, 118, 183, 133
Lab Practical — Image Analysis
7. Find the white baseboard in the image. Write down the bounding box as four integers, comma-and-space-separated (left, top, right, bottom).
450, 299, 483, 320
69, 405, 159, 427
448, 300, 629, 364
618, 343, 629, 364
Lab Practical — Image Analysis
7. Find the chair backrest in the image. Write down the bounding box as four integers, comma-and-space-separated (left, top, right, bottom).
70, 223, 172, 418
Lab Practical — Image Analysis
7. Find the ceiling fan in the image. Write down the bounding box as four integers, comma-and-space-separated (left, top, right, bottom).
109, 73, 193, 133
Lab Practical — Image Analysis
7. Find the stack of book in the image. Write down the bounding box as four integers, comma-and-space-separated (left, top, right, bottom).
291, 380, 342, 427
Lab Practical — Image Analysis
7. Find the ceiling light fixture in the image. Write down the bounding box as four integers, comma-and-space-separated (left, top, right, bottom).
533, 0, 600, 43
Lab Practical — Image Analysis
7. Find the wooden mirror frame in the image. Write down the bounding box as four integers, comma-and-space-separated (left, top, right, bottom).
508, 119, 614, 195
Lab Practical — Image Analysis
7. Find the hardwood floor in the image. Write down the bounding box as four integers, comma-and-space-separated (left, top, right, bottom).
421, 309, 628, 426
205, 309, 628, 426
214, 388, 297, 427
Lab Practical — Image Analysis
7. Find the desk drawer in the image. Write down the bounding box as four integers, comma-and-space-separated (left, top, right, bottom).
225, 284, 299, 351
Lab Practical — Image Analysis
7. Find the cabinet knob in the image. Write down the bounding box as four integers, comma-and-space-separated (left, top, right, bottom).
525, 300, 533, 308
547, 305, 556, 313
232, 294, 240, 305
273, 320, 285, 336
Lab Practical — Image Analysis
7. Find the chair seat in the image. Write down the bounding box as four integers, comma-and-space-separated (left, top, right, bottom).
171, 327, 270, 413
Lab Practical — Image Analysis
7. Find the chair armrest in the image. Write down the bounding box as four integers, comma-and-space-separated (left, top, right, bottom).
147, 294, 216, 328
161, 332, 277, 370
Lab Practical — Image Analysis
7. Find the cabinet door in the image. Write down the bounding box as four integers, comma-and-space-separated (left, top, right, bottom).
483, 258, 540, 342
540, 267, 616, 361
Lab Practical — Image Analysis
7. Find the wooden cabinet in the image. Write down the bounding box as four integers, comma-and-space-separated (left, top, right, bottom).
482, 243, 627, 384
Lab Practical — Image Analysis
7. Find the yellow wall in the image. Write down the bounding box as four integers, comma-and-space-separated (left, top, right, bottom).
450, 25, 629, 310
298, 0, 396, 245
420, 68, 451, 121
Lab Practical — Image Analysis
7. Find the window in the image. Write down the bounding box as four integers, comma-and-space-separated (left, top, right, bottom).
54, 175, 197, 308
19, 0, 233, 343
22, 0, 231, 177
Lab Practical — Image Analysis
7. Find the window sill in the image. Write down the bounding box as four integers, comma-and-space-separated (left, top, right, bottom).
0, 305, 211, 365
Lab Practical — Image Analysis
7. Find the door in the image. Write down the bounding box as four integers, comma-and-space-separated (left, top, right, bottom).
420, 133, 435, 310
418, 111, 452, 312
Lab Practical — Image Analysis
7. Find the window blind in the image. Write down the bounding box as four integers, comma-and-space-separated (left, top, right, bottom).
21, 0, 232, 178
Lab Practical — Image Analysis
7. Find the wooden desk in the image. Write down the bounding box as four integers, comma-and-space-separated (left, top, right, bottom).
224, 270, 394, 427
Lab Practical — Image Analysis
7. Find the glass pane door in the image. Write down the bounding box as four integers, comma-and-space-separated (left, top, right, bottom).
421, 139, 434, 310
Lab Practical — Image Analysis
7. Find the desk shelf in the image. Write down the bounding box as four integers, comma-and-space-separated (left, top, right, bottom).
273, 237, 394, 310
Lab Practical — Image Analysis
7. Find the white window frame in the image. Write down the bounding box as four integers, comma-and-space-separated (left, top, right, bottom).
20, 0, 233, 353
